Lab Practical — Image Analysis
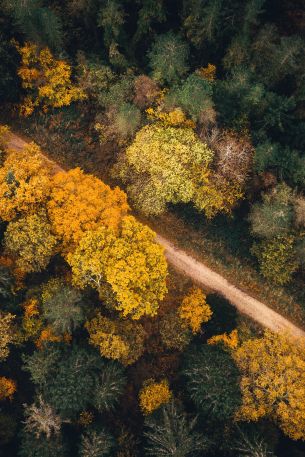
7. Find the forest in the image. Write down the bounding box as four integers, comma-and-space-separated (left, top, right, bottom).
0, 0, 305, 456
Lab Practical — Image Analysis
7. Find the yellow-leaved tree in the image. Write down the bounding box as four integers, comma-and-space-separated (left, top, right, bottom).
16, 42, 85, 116
4, 212, 58, 273
234, 331, 305, 440
0, 312, 17, 361
139, 379, 172, 415
112, 123, 214, 216
0, 143, 51, 221
178, 287, 212, 333
67, 216, 168, 319
113, 123, 251, 218
85, 313, 146, 365
47, 167, 129, 251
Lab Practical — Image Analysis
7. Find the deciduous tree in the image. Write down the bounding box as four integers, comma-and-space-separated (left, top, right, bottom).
68, 216, 168, 319
0, 376, 16, 400
179, 287, 212, 333
139, 379, 172, 415
47, 167, 129, 251
23, 396, 62, 439
4, 212, 58, 273
251, 235, 298, 285
0, 143, 51, 221
86, 314, 146, 365
113, 123, 214, 216
234, 331, 305, 440
0, 312, 17, 361
16, 42, 85, 116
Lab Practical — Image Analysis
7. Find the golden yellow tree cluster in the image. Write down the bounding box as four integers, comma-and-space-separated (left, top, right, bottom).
0, 130, 167, 321
139, 379, 172, 415
234, 331, 305, 440
16, 42, 85, 116
68, 216, 168, 319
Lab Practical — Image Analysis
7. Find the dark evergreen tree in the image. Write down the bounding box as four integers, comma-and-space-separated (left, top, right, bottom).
183, 345, 241, 422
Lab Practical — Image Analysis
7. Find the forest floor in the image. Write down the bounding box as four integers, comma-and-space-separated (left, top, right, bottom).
5, 132, 305, 338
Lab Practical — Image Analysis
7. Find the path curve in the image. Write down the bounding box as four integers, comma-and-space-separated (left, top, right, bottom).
5, 132, 305, 337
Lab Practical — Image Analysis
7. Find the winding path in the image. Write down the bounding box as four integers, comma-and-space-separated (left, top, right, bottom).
5, 132, 305, 337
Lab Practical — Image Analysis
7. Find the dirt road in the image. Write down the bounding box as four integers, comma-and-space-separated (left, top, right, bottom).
157, 235, 305, 337
5, 132, 305, 337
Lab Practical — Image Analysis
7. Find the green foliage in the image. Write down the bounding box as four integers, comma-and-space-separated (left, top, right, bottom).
166, 73, 214, 122
133, 0, 166, 43
80, 427, 115, 457
4, 0, 63, 51
93, 362, 126, 412
249, 184, 294, 239
0, 412, 17, 446
254, 142, 305, 186
183, 345, 241, 422
159, 312, 191, 350
41, 278, 85, 335
23, 344, 126, 418
23, 345, 101, 418
98, 0, 125, 48
148, 32, 189, 84
251, 24, 304, 86
0, 33, 20, 102
251, 236, 299, 285
114, 102, 141, 139
229, 424, 276, 457
18, 429, 68, 457
97, 71, 135, 110
144, 401, 207, 457
0, 264, 15, 301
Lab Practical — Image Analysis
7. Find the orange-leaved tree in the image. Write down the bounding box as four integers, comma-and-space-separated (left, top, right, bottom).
16, 42, 85, 116
47, 167, 129, 252
0, 377, 16, 401
67, 216, 168, 319
234, 331, 305, 440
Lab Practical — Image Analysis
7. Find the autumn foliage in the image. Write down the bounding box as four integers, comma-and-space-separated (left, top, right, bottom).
68, 216, 168, 319
139, 380, 172, 415
179, 287, 212, 333
47, 167, 129, 251
234, 331, 305, 440
85, 313, 146, 365
0, 377, 16, 401
0, 143, 51, 222
16, 42, 85, 116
